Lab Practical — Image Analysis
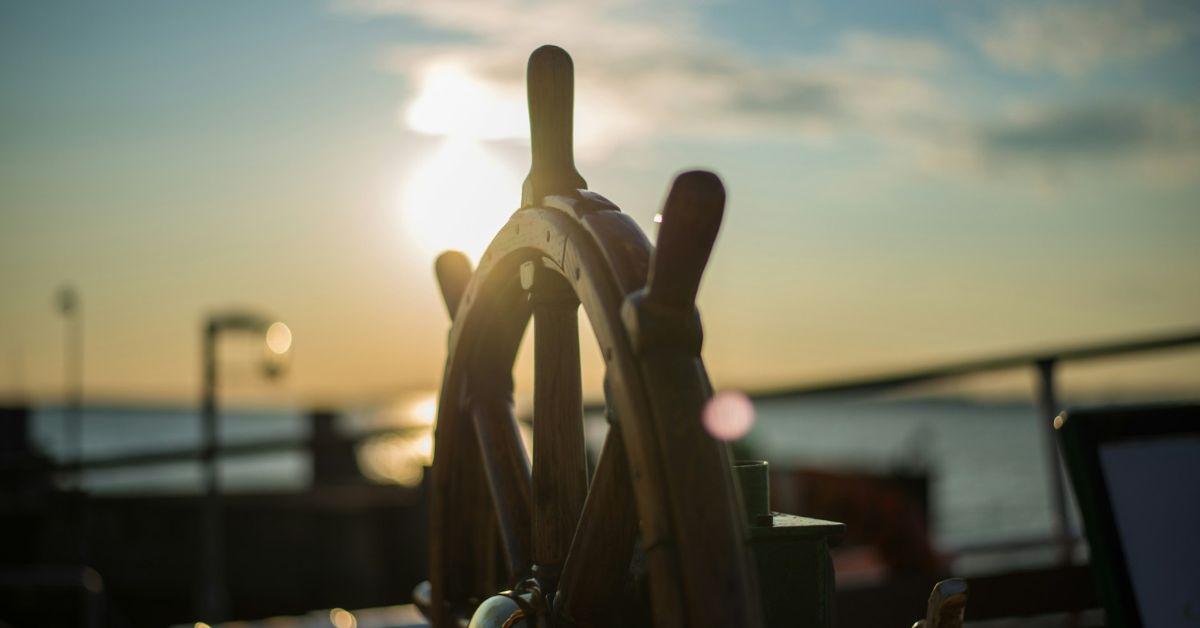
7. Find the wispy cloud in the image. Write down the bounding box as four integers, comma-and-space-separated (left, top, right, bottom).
975, 101, 1200, 182
968, 0, 1190, 77
982, 104, 1190, 155
339, 0, 1200, 182
837, 30, 952, 71
337, 0, 953, 155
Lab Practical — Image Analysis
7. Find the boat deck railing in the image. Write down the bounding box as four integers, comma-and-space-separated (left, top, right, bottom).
22, 326, 1200, 569
750, 326, 1200, 564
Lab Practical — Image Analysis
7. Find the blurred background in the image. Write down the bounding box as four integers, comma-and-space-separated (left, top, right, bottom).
2, 0, 1198, 626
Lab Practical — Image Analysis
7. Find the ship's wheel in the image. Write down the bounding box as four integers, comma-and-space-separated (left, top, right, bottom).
416, 45, 761, 627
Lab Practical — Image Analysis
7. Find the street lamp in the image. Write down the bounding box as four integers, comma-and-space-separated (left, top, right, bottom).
198, 310, 291, 623
54, 286, 83, 474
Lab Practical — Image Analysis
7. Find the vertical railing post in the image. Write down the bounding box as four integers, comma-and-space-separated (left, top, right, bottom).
58, 286, 85, 479
199, 322, 228, 622
1033, 358, 1071, 564
57, 285, 90, 577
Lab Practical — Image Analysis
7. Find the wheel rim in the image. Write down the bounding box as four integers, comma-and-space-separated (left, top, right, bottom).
425, 44, 760, 628
430, 197, 758, 627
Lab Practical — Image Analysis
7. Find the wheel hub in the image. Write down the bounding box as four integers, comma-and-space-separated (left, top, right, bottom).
467, 579, 549, 628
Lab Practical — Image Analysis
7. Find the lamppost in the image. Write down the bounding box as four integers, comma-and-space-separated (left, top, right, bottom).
55, 285, 91, 589
55, 286, 83, 476
198, 311, 292, 623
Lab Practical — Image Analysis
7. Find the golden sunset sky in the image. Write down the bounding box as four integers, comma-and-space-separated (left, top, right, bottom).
2, 0, 1198, 407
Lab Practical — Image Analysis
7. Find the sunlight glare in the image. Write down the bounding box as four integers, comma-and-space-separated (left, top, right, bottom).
399, 62, 637, 261
357, 431, 434, 488
405, 63, 527, 141
403, 61, 636, 155
409, 393, 438, 426
400, 137, 522, 261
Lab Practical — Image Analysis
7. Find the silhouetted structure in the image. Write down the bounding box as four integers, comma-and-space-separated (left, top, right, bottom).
419, 45, 838, 628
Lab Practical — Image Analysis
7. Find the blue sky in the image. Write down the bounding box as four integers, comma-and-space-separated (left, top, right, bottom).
2, 0, 1198, 404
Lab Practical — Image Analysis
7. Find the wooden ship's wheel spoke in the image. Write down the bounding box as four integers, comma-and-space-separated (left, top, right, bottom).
557, 425, 640, 623
422, 45, 762, 627
528, 264, 588, 582
470, 395, 532, 582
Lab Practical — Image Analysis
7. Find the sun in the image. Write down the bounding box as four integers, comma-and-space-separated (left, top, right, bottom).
399, 64, 529, 261
404, 63, 527, 141
397, 62, 634, 260
400, 137, 523, 261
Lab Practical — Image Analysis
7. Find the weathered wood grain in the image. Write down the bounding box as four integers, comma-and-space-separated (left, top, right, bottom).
556, 425, 639, 625
527, 266, 588, 579
471, 396, 532, 583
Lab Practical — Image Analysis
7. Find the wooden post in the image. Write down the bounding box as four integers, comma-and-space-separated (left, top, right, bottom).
199, 321, 228, 622
1034, 359, 1071, 564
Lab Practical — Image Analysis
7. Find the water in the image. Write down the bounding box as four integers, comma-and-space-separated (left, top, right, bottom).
31, 405, 312, 493
746, 396, 1060, 548
28, 396, 1067, 548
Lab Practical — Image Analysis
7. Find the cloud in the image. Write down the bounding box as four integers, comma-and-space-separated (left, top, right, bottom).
975, 101, 1200, 182
969, 0, 1189, 77
338, 0, 1200, 183
337, 0, 954, 156
837, 30, 952, 71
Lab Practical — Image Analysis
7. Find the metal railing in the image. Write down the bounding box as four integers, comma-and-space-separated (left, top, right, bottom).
45, 328, 1199, 476
46, 425, 423, 474
749, 326, 1200, 564
752, 328, 1200, 400
12, 325, 1200, 613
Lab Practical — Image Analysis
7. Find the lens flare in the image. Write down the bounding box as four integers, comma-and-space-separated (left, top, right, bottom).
702, 390, 756, 441
330, 607, 357, 628
265, 321, 292, 355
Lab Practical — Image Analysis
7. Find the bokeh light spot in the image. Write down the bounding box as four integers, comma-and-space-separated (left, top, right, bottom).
266, 321, 292, 355
330, 607, 357, 628
702, 390, 756, 441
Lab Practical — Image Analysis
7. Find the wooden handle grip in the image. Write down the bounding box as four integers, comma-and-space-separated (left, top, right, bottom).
645, 171, 726, 310
434, 250, 473, 319
522, 45, 586, 206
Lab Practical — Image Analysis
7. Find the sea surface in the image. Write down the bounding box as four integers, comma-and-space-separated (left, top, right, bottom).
29, 396, 1076, 551
751, 396, 1061, 547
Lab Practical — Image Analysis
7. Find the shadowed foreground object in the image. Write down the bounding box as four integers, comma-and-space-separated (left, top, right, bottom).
198, 310, 292, 622
420, 45, 765, 627
912, 579, 968, 628
434, 251, 473, 318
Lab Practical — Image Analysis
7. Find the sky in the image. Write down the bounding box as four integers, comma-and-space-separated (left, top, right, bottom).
2, 0, 1198, 407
